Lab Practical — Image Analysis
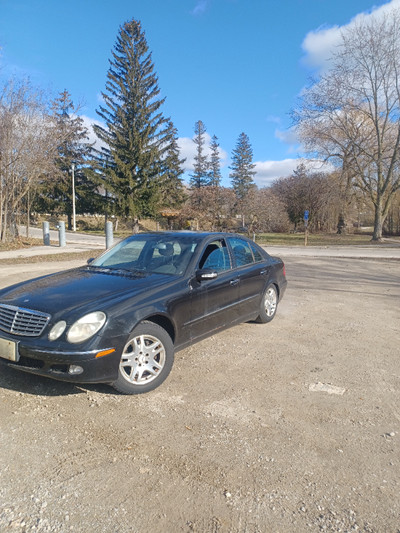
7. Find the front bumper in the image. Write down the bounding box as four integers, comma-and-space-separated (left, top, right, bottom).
0, 335, 123, 384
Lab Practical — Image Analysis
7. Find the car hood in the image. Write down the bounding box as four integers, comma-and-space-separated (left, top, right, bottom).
0, 266, 174, 317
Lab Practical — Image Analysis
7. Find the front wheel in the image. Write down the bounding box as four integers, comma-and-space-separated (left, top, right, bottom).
112, 321, 174, 394
255, 284, 278, 323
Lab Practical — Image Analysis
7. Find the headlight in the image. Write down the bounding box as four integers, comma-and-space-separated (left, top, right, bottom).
48, 320, 67, 341
67, 312, 106, 344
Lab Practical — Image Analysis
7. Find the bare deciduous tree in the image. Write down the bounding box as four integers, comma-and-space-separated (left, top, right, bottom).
0, 79, 60, 241
272, 164, 338, 232
251, 188, 290, 234
180, 186, 236, 231
294, 10, 400, 240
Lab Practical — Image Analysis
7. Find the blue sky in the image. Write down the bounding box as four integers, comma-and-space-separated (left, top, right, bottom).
0, 0, 398, 186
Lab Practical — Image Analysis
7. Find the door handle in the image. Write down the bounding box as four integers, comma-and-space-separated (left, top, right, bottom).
230, 278, 240, 286
260, 269, 268, 275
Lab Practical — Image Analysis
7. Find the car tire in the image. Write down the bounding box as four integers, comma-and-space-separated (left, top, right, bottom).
112, 321, 174, 394
255, 284, 278, 323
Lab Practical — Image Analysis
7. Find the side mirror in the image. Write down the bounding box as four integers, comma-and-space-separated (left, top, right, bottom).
87, 258, 94, 264
195, 269, 218, 282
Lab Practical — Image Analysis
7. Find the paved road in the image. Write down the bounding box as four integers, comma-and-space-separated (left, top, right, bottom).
266, 243, 400, 260
0, 225, 114, 260
19, 225, 108, 246
1, 227, 399, 261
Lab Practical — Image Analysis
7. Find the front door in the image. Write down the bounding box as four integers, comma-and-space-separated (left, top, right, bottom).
188, 239, 241, 340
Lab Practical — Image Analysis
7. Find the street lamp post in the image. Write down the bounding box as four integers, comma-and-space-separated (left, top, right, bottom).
71, 163, 76, 232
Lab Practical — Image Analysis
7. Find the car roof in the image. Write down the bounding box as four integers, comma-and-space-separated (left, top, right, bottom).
135, 231, 244, 240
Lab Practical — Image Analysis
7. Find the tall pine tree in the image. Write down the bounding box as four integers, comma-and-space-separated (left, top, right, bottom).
94, 19, 171, 221
208, 134, 222, 187
190, 120, 209, 188
230, 132, 256, 200
158, 120, 186, 209
230, 132, 256, 226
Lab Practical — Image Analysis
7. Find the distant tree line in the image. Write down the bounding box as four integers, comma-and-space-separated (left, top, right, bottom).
1, 15, 400, 242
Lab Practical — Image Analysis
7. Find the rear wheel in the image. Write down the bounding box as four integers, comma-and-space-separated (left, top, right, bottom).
255, 284, 278, 323
112, 321, 174, 394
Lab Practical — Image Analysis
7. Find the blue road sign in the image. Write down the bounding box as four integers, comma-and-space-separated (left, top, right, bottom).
304, 210, 309, 220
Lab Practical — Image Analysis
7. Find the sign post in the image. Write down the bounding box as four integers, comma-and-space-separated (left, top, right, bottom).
304, 210, 309, 246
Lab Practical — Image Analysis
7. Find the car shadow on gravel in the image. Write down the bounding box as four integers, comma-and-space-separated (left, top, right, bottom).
0, 364, 124, 397
0, 365, 113, 396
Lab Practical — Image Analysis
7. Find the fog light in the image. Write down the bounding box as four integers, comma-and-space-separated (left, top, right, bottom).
68, 365, 83, 375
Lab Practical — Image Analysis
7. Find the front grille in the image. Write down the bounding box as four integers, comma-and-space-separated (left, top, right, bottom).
0, 304, 50, 337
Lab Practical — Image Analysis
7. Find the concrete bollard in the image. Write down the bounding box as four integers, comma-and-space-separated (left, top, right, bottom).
58, 221, 66, 247
43, 221, 50, 246
105, 220, 113, 249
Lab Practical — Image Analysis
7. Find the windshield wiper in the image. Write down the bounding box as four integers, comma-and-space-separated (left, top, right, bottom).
85, 266, 148, 277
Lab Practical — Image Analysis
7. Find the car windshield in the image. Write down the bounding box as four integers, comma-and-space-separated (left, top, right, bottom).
90, 234, 199, 276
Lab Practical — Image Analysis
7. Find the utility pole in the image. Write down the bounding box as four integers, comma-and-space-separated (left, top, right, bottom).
71, 163, 76, 232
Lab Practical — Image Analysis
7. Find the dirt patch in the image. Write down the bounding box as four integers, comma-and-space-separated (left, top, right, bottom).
0, 257, 399, 532
0, 237, 47, 251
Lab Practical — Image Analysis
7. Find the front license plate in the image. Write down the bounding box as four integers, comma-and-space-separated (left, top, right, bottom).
0, 337, 19, 362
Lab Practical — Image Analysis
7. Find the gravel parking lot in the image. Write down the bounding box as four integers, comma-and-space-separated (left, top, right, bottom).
0, 255, 399, 532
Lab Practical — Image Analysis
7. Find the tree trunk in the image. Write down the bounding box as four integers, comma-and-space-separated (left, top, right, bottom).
0, 195, 3, 242
337, 214, 346, 234
1, 208, 7, 243
26, 189, 30, 238
10, 212, 18, 239
372, 203, 384, 241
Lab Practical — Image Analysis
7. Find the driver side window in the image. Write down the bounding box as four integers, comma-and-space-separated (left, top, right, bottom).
199, 240, 231, 272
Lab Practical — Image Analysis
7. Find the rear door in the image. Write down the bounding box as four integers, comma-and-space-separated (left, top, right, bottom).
227, 237, 269, 317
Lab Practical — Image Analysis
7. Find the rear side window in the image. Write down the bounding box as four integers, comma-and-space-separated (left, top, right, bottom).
250, 242, 263, 262
229, 237, 254, 267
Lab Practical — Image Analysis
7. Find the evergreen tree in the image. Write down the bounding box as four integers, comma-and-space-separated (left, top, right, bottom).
158, 120, 186, 209
230, 132, 256, 200
35, 90, 98, 229
94, 18, 169, 221
208, 135, 222, 187
90, 146, 117, 220
190, 120, 209, 188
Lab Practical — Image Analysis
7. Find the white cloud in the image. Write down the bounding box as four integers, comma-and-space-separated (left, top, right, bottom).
192, 0, 208, 15
302, 0, 400, 71
254, 158, 334, 187
80, 115, 107, 150
177, 137, 198, 171
302, 25, 342, 70
254, 159, 300, 187
275, 127, 300, 149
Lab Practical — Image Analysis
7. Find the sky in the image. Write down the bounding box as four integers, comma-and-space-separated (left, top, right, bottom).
1, 0, 399, 187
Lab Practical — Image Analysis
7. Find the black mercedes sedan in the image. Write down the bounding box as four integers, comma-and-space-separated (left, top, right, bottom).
0, 232, 287, 394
